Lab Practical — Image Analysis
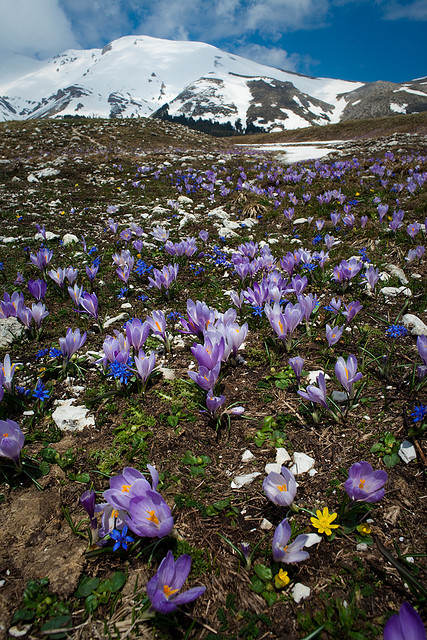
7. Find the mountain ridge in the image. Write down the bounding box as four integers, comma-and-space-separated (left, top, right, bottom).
0, 35, 425, 132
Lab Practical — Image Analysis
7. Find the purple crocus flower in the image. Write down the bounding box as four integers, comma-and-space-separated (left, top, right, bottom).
151, 226, 170, 242
30, 247, 53, 272
205, 389, 226, 416
263, 466, 297, 507
180, 299, 215, 338
335, 355, 362, 396
127, 489, 174, 538
345, 461, 387, 503
79, 292, 98, 319
326, 323, 344, 347
342, 300, 363, 324
146, 550, 206, 614
31, 302, 49, 328
191, 335, 225, 371
134, 349, 156, 385
65, 267, 78, 285
360, 216, 368, 229
188, 363, 221, 391
48, 267, 66, 290
18, 306, 33, 329
199, 230, 209, 242
103, 465, 159, 512
1, 354, 18, 391
146, 310, 167, 340
383, 602, 425, 640
28, 279, 46, 301
59, 328, 87, 362
364, 266, 380, 292
378, 203, 389, 223
289, 356, 304, 383
125, 318, 150, 352
298, 372, 329, 408
0, 419, 25, 462
407, 222, 421, 239
80, 489, 98, 529
1, 291, 25, 318
68, 284, 83, 306
272, 519, 309, 564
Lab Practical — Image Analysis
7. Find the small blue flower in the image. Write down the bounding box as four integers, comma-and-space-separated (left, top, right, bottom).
36, 348, 50, 359
49, 348, 62, 358
386, 325, 408, 338
107, 361, 132, 385
110, 525, 134, 551
117, 287, 128, 299
312, 234, 323, 246
33, 380, 50, 401
252, 305, 263, 317
138, 293, 148, 302
411, 405, 427, 423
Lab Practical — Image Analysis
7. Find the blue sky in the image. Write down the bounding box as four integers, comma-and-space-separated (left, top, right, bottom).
0, 0, 426, 82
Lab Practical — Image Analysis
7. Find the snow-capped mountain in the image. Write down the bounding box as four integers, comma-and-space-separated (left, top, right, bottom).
0, 35, 425, 132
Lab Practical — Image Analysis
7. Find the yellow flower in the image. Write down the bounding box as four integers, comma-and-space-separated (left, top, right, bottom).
274, 569, 290, 589
310, 507, 339, 536
355, 192, 360, 196
357, 522, 371, 537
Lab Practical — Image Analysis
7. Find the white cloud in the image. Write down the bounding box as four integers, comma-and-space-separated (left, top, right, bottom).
379, 0, 427, 20
230, 43, 300, 72
0, 0, 78, 58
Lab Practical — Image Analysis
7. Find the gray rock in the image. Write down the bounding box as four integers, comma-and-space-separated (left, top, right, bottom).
292, 583, 311, 603
385, 264, 409, 285
0, 317, 24, 348
52, 399, 95, 432
62, 233, 79, 245
380, 286, 412, 300
332, 390, 348, 404
398, 440, 417, 463
402, 313, 427, 336
231, 471, 261, 489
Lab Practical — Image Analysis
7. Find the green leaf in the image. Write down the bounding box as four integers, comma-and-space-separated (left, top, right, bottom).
370, 443, 383, 453
39, 460, 50, 476
97, 578, 112, 593
75, 576, 99, 598
84, 594, 98, 614
11, 608, 35, 624
250, 576, 265, 594
275, 380, 288, 389
262, 590, 277, 607
383, 453, 399, 467
73, 472, 90, 483
384, 433, 396, 447
182, 452, 197, 465
40, 615, 72, 640
110, 571, 126, 593
189, 466, 205, 477
254, 564, 273, 582
254, 438, 264, 448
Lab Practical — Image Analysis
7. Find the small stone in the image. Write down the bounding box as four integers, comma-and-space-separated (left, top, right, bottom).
308, 468, 318, 477
103, 313, 129, 328
380, 286, 412, 300
158, 367, 175, 380
8, 624, 32, 637
276, 447, 291, 465
292, 583, 311, 603
304, 533, 322, 548
62, 233, 79, 245
332, 390, 348, 404
121, 302, 133, 309
231, 472, 261, 489
356, 543, 368, 552
398, 440, 417, 463
265, 462, 281, 474
27, 173, 39, 182
52, 399, 95, 432
260, 518, 273, 530
385, 264, 409, 284
306, 370, 330, 384
0, 317, 24, 349
242, 449, 255, 462
402, 313, 427, 336
290, 452, 315, 475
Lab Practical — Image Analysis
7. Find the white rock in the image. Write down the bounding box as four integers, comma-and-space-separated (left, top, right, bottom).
304, 533, 322, 548
276, 447, 291, 465
218, 227, 238, 238
231, 472, 261, 489
62, 233, 79, 246
290, 452, 315, 475
103, 313, 129, 328
306, 370, 330, 384
265, 462, 282, 474
158, 367, 175, 381
293, 218, 308, 225
292, 583, 311, 603
380, 286, 412, 300
27, 173, 39, 183
121, 302, 133, 309
52, 399, 95, 432
332, 390, 348, 404
356, 543, 368, 552
177, 195, 193, 204
260, 518, 273, 530
402, 313, 427, 336
0, 317, 25, 349
308, 468, 318, 477
385, 264, 408, 284
35, 167, 60, 179
398, 440, 417, 463
242, 449, 255, 462
8, 624, 32, 637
